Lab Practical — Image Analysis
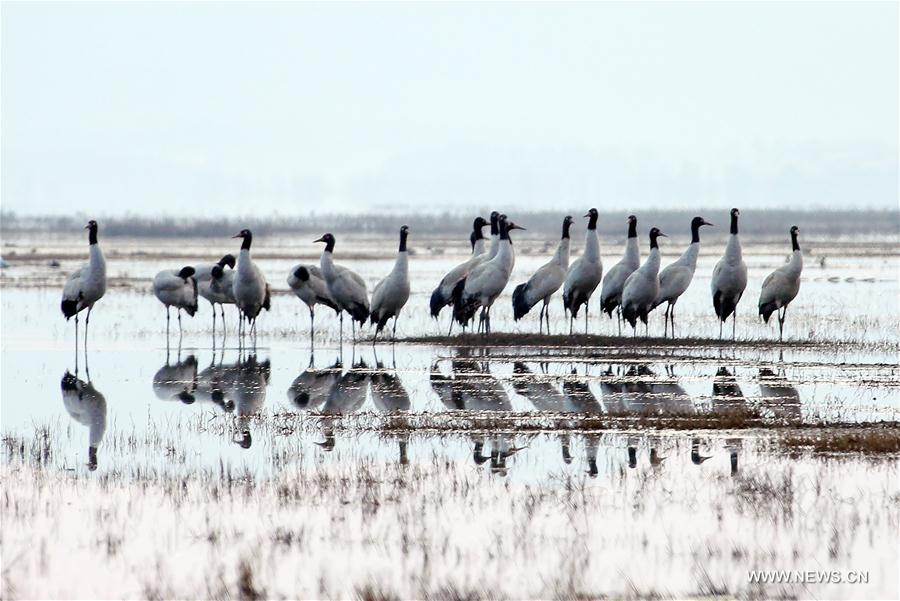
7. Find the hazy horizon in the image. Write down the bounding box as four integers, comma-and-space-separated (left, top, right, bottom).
2, 2, 898, 217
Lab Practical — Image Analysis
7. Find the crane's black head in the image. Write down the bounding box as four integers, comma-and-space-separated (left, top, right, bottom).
85, 220, 99, 245
627, 214, 638, 238
561, 215, 574, 239
790, 225, 800, 251
232, 229, 253, 250
473, 216, 488, 231
313, 232, 336, 253
294, 266, 310, 281
399, 224, 409, 252
490, 211, 500, 235
218, 254, 236, 269
584, 208, 599, 230
730, 208, 740, 235
178, 266, 195, 280
690, 217, 713, 243
649, 227, 667, 249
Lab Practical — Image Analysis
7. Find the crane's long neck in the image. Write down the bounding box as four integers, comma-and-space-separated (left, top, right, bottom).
488, 235, 499, 260
237, 248, 254, 275
583, 228, 600, 263
555, 221, 571, 269
785, 231, 803, 276
645, 246, 661, 276
473, 238, 485, 256
624, 235, 640, 270
394, 230, 409, 276
320, 249, 335, 280
89, 242, 106, 275
725, 233, 742, 263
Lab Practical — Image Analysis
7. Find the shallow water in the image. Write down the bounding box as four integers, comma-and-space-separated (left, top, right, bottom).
1, 233, 898, 599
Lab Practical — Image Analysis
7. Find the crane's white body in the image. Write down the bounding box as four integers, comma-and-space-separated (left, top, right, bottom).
458, 232, 515, 331
195, 263, 236, 306
758, 250, 802, 315
621, 242, 662, 329
370, 244, 410, 336
512, 231, 570, 331
153, 269, 198, 314
600, 235, 640, 315
655, 241, 700, 309
233, 248, 268, 320
563, 225, 603, 325
711, 231, 748, 334
320, 249, 370, 325
287, 264, 333, 310
61, 243, 107, 318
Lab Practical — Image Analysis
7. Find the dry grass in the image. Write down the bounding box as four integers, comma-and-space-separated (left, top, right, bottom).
780, 427, 900, 455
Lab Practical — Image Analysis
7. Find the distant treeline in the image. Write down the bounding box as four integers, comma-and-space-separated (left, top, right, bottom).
1, 209, 896, 239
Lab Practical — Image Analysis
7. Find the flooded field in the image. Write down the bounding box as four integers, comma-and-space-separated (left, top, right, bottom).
1, 231, 898, 599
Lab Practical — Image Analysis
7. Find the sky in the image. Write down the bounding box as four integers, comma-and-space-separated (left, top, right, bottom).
2, 2, 897, 217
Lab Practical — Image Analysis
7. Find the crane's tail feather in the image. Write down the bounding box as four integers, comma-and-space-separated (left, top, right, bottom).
430, 286, 448, 318
61, 299, 78, 319
759, 301, 777, 324
718, 293, 740, 322
511, 282, 532, 321
622, 303, 638, 328
712, 290, 723, 319
349, 302, 369, 325
317, 296, 340, 312
451, 278, 479, 326
600, 295, 618, 317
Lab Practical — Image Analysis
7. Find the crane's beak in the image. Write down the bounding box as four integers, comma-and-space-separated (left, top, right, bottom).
231, 233, 242, 238
313, 236, 325, 243
84, 224, 91, 229
509, 224, 526, 231
704, 221, 714, 227
583, 213, 591, 218
657, 232, 668, 237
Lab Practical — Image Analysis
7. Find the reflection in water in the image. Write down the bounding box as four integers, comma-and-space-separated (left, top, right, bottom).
433, 351, 521, 473
712, 366, 745, 412
691, 437, 712, 465
286, 355, 341, 411
61, 371, 107, 471
317, 359, 370, 452
726, 437, 743, 476
194, 358, 236, 413
230, 355, 271, 449
758, 368, 802, 424
152, 355, 198, 404
370, 357, 411, 464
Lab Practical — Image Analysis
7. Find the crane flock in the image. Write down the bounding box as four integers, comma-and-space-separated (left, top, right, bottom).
59, 209, 805, 346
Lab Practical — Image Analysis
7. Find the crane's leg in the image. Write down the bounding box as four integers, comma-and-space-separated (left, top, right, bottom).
778, 306, 787, 342
545, 302, 551, 335
84, 306, 92, 354
178, 309, 183, 337
719, 319, 723, 340
221, 305, 227, 338
671, 304, 676, 339
569, 313, 574, 336
447, 315, 454, 337
584, 305, 589, 335
212, 303, 216, 336
644, 316, 649, 337
339, 311, 344, 343
392, 316, 398, 341
166, 306, 171, 341
74, 314, 79, 372
732, 308, 737, 341
663, 305, 669, 338
616, 306, 622, 336
309, 306, 315, 342
351, 318, 356, 343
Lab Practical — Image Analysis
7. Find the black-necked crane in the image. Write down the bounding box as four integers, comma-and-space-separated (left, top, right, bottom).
60, 220, 107, 355
194, 254, 235, 334
430, 217, 487, 326
758, 225, 803, 341
511, 215, 572, 333
153, 266, 199, 338
621, 227, 667, 335
370, 225, 411, 340
314, 232, 370, 341
711, 208, 748, 339
600, 215, 640, 334
231, 229, 270, 340
562, 208, 603, 334
452, 215, 524, 335
287, 263, 338, 341
482, 210, 501, 262
652, 216, 713, 337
